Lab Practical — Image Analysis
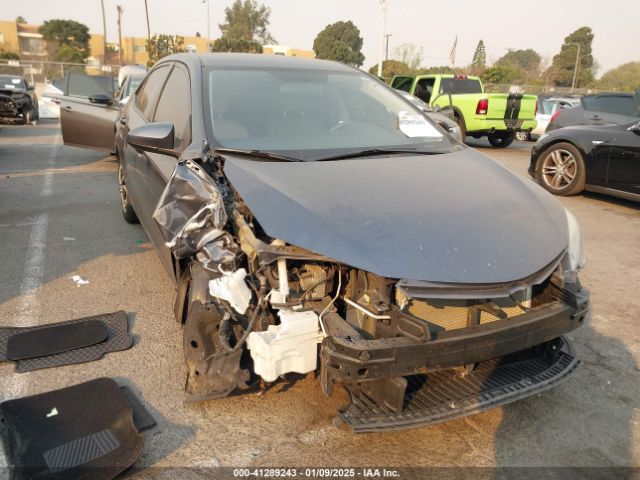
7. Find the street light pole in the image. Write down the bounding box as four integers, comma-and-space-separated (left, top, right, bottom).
144, 0, 151, 41
207, 0, 211, 52
568, 43, 581, 93
117, 5, 123, 66
384, 33, 392, 61
377, 0, 388, 78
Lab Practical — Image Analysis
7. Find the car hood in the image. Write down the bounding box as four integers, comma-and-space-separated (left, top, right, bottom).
223, 149, 568, 283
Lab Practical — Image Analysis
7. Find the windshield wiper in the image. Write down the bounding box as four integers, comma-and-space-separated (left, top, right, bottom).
313, 148, 434, 162
214, 147, 305, 162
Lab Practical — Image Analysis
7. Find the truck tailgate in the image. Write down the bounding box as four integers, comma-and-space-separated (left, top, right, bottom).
486, 93, 537, 123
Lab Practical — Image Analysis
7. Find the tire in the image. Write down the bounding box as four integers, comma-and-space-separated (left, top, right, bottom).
487, 131, 516, 148
118, 163, 139, 223
536, 142, 586, 196
454, 113, 467, 139
515, 131, 529, 142
22, 109, 32, 125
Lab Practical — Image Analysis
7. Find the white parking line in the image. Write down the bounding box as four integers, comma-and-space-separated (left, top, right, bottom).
1, 133, 61, 401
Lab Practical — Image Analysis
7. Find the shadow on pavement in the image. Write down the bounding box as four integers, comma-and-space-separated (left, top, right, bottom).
493, 323, 639, 478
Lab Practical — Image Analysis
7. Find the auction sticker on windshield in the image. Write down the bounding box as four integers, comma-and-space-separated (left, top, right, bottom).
398, 111, 442, 138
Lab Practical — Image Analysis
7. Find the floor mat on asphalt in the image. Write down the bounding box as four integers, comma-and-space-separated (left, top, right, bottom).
0, 378, 147, 480
6, 319, 108, 361
0, 311, 132, 372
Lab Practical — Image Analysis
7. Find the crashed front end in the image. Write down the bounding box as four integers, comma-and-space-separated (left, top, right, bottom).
155, 158, 589, 432
0, 90, 31, 124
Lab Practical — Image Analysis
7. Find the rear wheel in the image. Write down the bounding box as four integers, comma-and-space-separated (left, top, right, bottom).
536, 142, 586, 196
515, 131, 529, 142
118, 164, 139, 223
487, 131, 516, 148
454, 114, 466, 139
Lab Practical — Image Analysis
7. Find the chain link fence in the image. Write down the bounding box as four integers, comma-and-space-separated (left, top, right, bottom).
483, 83, 603, 96
0, 59, 122, 93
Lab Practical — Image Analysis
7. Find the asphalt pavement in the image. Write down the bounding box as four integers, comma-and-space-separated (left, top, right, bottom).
1, 122, 639, 475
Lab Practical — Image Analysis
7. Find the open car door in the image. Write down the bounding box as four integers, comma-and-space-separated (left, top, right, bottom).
59, 72, 119, 152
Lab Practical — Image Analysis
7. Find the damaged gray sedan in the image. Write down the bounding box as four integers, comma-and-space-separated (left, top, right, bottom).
64, 53, 590, 432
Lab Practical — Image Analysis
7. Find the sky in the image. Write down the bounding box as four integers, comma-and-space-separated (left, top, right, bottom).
4, 0, 639, 76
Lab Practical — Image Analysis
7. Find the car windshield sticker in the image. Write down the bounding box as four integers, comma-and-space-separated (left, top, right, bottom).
398, 111, 442, 138
4, 84, 16, 89
11, 79, 21, 84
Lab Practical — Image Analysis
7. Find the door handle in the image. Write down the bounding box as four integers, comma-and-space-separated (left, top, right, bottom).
63, 105, 73, 112
589, 115, 601, 121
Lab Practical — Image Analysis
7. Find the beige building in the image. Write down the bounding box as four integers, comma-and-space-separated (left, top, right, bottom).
263, 44, 315, 59
0, 19, 209, 67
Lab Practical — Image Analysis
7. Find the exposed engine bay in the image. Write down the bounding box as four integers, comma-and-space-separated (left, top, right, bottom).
155, 156, 589, 431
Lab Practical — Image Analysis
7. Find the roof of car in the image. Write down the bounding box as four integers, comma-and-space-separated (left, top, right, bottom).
160, 52, 353, 72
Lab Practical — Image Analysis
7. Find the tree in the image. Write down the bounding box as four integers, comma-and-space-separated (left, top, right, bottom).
470, 40, 487, 75
481, 65, 523, 84
145, 34, 185, 67
416, 65, 453, 75
218, 0, 275, 44
598, 62, 640, 92
313, 21, 365, 67
368, 60, 411, 79
39, 19, 90, 62
393, 43, 423, 71
547, 27, 596, 88
211, 37, 262, 53
494, 48, 541, 82
15, 16, 27, 24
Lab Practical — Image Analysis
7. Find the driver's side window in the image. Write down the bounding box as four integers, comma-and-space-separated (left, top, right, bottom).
135, 66, 170, 120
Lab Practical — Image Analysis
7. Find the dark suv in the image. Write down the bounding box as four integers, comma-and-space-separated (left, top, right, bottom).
546, 91, 640, 132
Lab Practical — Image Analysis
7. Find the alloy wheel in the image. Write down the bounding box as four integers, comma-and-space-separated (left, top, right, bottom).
541, 149, 577, 190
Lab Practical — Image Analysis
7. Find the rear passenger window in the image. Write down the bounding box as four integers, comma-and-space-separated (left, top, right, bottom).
392, 77, 413, 93
153, 66, 191, 149
136, 66, 170, 119
596, 96, 636, 117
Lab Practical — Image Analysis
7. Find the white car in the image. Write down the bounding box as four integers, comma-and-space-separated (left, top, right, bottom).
517, 96, 581, 141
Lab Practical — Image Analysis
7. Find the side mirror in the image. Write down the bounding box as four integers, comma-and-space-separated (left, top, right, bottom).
27, 84, 35, 91
127, 122, 178, 157
89, 93, 113, 105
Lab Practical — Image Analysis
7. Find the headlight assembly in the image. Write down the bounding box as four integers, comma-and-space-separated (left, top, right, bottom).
560, 208, 585, 282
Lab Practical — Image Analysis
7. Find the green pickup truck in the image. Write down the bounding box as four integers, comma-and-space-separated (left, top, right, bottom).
390, 74, 537, 147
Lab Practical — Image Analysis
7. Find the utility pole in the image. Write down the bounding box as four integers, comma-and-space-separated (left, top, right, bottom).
117, 5, 124, 66
207, 0, 211, 52
377, 0, 388, 78
384, 34, 392, 61
100, 0, 107, 64
568, 43, 581, 93
144, 0, 151, 41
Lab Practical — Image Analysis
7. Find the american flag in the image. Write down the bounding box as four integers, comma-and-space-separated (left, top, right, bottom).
449, 35, 458, 66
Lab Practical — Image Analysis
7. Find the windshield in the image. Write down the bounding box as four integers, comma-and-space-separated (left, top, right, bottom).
0, 75, 26, 90
206, 66, 452, 161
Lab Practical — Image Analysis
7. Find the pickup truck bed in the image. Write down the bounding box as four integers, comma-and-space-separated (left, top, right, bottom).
391, 74, 538, 148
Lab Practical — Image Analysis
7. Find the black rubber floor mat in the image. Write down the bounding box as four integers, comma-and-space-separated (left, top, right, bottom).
0, 378, 144, 480
120, 386, 156, 432
6, 319, 108, 361
0, 311, 132, 372
340, 336, 579, 432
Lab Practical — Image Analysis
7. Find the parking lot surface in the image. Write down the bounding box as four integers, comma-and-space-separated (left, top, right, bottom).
1, 122, 639, 472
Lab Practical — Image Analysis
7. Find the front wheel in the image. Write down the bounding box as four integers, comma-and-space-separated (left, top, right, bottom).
515, 131, 529, 142
536, 142, 586, 196
118, 164, 139, 223
487, 132, 516, 148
